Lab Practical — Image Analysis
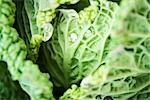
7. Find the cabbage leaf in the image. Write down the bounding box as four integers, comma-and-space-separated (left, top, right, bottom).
60, 0, 150, 99
41, 0, 118, 88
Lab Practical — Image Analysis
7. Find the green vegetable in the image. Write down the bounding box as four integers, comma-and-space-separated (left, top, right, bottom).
0, 0, 150, 99
0, 1, 54, 99
41, 0, 118, 88
15, 0, 80, 62
0, 0, 16, 26
0, 24, 55, 100
0, 61, 29, 100
0, 24, 26, 79
23, 0, 43, 62
61, 45, 150, 99
60, 0, 150, 99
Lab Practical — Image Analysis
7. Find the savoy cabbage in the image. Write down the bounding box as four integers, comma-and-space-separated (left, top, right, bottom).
40, 0, 118, 88
60, 0, 150, 99
0, 0, 149, 100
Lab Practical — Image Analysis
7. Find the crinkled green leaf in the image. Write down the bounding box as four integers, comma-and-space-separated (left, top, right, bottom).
0, 0, 16, 26
61, 0, 150, 99
0, 61, 29, 100
0, 24, 55, 100
43, 0, 117, 88
15, 0, 81, 62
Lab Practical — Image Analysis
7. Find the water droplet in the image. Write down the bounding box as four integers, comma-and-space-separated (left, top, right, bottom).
70, 33, 78, 42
